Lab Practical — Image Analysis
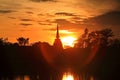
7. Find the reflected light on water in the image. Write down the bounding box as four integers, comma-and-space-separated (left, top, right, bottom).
90, 76, 94, 80
14, 75, 30, 80
62, 72, 74, 80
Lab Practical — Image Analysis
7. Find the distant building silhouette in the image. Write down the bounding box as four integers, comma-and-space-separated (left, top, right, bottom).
53, 24, 63, 50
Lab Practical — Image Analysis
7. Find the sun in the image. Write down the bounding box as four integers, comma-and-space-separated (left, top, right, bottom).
61, 36, 77, 48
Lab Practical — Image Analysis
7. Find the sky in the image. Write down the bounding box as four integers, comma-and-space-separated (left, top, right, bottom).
0, 0, 120, 45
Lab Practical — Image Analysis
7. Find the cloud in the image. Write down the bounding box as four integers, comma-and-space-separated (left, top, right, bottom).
26, 11, 34, 14
83, 11, 120, 37
43, 19, 73, 31
85, 0, 120, 11
20, 23, 33, 26
38, 22, 52, 25
20, 19, 33, 21
43, 28, 56, 31
55, 12, 76, 16
48, 19, 84, 31
25, 7, 35, 10
0, 10, 15, 14
49, 10, 120, 33
37, 19, 54, 25
38, 14, 45, 16
30, 0, 56, 2
86, 11, 120, 26
116, 0, 120, 10
72, 16, 82, 20
20, 29, 31, 32
8, 17, 16, 19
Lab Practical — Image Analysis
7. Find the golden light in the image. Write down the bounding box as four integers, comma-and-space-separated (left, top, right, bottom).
61, 36, 77, 47
62, 73, 74, 80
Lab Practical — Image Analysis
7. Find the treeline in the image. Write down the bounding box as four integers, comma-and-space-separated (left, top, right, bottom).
74, 28, 120, 80
0, 28, 120, 80
0, 38, 62, 79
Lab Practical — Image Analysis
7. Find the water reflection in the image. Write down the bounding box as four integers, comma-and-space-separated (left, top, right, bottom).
1, 74, 94, 80
62, 72, 94, 80
62, 72, 74, 80
12, 75, 30, 80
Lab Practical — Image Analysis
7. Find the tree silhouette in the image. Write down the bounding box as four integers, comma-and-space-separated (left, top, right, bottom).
0, 37, 9, 45
17, 37, 29, 46
87, 31, 100, 47
74, 28, 89, 48
75, 28, 114, 48
0, 28, 120, 80
110, 38, 120, 48
99, 28, 113, 46
0, 38, 4, 45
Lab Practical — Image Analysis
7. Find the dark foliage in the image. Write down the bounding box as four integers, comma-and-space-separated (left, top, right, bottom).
0, 28, 120, 80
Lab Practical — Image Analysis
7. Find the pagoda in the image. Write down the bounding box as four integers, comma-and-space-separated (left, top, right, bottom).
53, 24, 63, 50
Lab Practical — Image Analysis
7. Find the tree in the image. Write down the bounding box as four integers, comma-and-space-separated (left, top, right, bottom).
74, 28, 89, 48
0, 37, 10, 45
0, 38, 4, 45
17, 37, 29, 46
87, 31, 100, 47
99, 28, 113, 46
88, 28, 113, 47
32, 41, 41, 47
75, 28, 114, 48
110, 38, 120, 48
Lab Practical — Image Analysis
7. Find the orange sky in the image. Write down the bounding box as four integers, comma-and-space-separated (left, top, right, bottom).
0, 0, 120, 45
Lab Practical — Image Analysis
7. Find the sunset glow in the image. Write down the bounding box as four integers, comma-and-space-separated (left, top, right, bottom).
0, 0, 120, 44
0, 0, 119, 80
61, 36, 76, 47
62, 73, 74, 80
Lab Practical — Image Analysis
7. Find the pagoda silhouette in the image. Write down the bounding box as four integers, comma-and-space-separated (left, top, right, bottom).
53, 24, 63, 50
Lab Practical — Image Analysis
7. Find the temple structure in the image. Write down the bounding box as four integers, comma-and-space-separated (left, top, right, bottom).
53, 24, 63, 50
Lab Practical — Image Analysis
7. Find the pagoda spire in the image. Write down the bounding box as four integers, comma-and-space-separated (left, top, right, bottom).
56, 24, 59, 39
53, 24, 63, 50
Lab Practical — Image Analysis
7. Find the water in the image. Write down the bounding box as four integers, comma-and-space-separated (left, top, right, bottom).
1, 75, 31, 80
62, 72, 94, 80
0, 73, 94, 80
